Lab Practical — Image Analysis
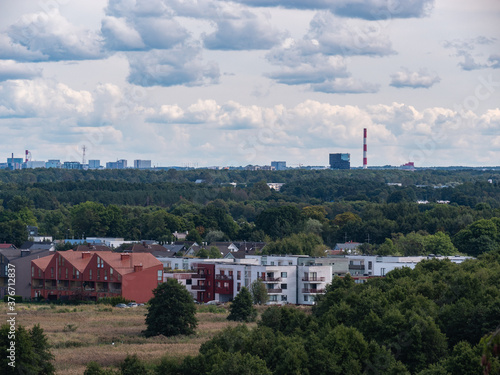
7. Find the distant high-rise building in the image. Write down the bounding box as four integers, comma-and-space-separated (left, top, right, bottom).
271, 161, 287, 171
62, 161, 83, 170
88, 160, 101, 169
329, 153, 350, 170
106, 159, 127, 169
134, 160, 151, 169
46, 160, 61, 168
23, 161, 46, 169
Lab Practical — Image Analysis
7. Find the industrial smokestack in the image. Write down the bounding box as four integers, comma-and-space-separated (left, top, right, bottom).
25, 150, 28, 163
363, 128, 367, 169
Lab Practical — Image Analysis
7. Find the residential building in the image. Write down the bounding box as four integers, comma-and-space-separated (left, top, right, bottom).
329, 153, 350, 169
0, 248, 53, 299
31, 250, 163, 303
62, 161, 83, 170
45, 160, 61, 168
133, 160, 151, 169
23, 161, 46, 169
106, 159, 127, 169
88, 160, 101, 169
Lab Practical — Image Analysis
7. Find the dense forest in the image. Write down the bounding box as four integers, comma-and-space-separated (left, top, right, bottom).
2, 168, 500, 258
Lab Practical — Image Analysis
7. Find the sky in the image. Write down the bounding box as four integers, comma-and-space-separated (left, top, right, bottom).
0, 0, 499, 168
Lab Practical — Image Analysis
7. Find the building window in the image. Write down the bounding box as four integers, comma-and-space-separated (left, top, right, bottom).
368, 261, 372, 270
217, 282, 221, 288
271, 261, 274, 266
174, 264, 178, 269
269, 295, 278, 301
237, 282, 241, 291
65, 268, 68, 279
157, 270, 162, 281
76, 270, 80, 279
281, 272, 287, 278
89, 269, 92, 280
281, 295, 287, 302
223, 282, 229, 288
237, 271, 241, 280
38, 269, 41, 278
32, 266, 34, 277
281, 283, 287, 289
97, 269, 100, 280
105, 270, 108, 281
304, 295, 309, 302
50, 267, 54, 278
186, 279, 192, 285
381, 268, 386, 276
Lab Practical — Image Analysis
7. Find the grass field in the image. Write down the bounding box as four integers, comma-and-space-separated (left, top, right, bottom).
1, 303, 258, 374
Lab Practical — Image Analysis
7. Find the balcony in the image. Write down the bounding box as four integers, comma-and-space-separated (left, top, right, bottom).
349, 265, 365, 270
191, 285, 206, 290
302, 288, 325, 294
267, 288, 282, 294
215, 275, 233, 280
259, 277, 281, 282
302, 277, 326, 282
192, 274, 207, 279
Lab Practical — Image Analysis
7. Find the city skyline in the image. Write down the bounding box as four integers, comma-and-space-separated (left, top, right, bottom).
0, 1, 499, 167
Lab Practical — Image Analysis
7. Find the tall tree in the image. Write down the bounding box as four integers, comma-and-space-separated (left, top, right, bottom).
227, 287, 257, 322
250, 279, 268, 305
144, 279, 197, 337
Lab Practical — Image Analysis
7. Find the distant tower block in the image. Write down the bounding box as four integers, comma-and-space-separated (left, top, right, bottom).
363, 128, 367, 169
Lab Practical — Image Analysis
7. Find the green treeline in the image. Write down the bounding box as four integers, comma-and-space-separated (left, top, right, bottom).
2, 169, 500, 259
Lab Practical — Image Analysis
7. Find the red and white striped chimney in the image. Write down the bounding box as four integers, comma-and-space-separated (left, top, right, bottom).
363, 128, 367, 169
25, 150, 29, 163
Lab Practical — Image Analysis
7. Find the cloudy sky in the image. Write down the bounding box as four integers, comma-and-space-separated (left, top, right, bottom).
0, 0, 499, 168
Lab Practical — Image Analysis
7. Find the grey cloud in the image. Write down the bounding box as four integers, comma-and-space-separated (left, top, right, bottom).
127, 47, 220, 87
102, 6, 189, 52
0, 35, 47, 62
488, 55, 500, 69
6, 9, 104, 62
444, 37, 498, 71
311, 78, 380, 94
390, 68, 440, 88
305, 12, 395, 56
230, 0, 434, 20
101, 17, 146, 51
203, 15, 285, 50
0, 62, 42, 82
266, 46, 349, 85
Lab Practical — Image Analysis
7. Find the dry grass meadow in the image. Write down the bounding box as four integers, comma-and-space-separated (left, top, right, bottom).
1, 303, 259, 374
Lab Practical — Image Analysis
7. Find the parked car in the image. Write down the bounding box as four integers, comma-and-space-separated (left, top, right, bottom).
205, 300, 220, 305
115, 303, 129, 308
127, 302, 138, 308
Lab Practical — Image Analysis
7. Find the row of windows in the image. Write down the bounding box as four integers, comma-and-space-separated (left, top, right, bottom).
33, 266, 118, 281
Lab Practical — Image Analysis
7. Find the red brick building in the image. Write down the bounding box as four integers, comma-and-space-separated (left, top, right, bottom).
31, 251, 163, 303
